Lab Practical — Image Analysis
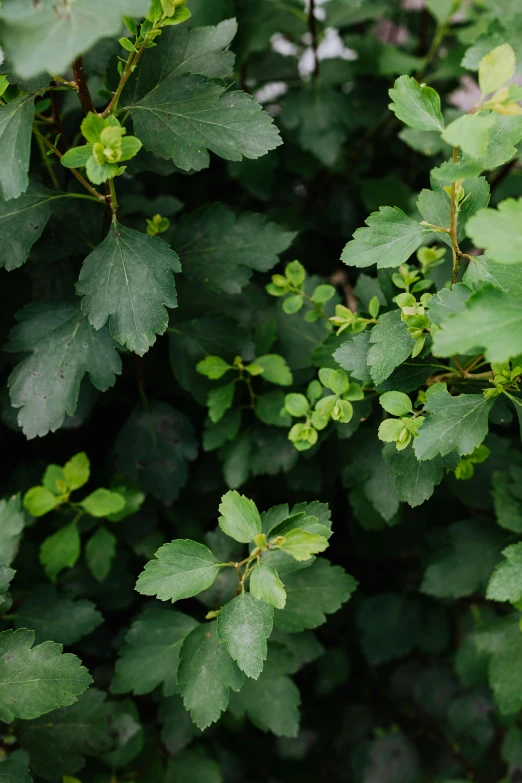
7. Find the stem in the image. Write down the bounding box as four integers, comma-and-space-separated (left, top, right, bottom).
416, 0, 461, 78
32, 128, 105, 202
35, 131, 59, 187
308, 0, 320, 80
449, 146, 461, 286
108, 178, 120, 222
72, 56, 96, 115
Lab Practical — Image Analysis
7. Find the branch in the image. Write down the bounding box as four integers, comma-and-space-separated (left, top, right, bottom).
72, 56, 96, 115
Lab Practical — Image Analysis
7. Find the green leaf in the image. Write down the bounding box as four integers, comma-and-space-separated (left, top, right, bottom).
341, 207, 429, 269
284, 393, 309, 418
23, 486, 57, 517
85, 526, 117, 582
433, 285, 522, 362
466, 198, 522, 263
379, 391, 412, 416
0, 494, 25, 566
442, 114, 494, 159
255, 354, 293, 386
367, 310, 414, 386
196, 355, 232, 379
487, 543, 522, 602
63, 452, 90, 491
0, 0, 150, 77
0, 629, 92, 722
127, 73, 282, 172
106, 483, 145, 522
475, 616, 522, 715
15, 586, 102, 645
132, 18, 237, 99
207, 382, 235, 423
426, 283, 471, 326
479, 44, 516, 94
172, 203, 295, 293
40, 521, 81, 583
414, 387, 494, 460
60, 145, 94, 169
275, 559, 357, 633
492, 470, 522, 533
481, 114, 522, 169
164, 751, 223, 783
218, 490, 262, 543
159, 695, 198, 755
0, 94, 34, 200
5, 301, 122, 439
417, 176, 490, 247
76, 222, 181, 356
463, 253, 522, 296
387, 445, 450, 507
357, 592, 423, 663
114, 402, 197, 503
0, 181, 56, 270
279, 529, 329, 561
422, 519, 505, 598
255, 390, 292, 427
0, 761, 32, 783
250, 563, 287, 609
135, 539, 223, 602
111, 608, 197, 696
177, 621, 242, 730
79, 488, 125, 518
333, 333, 372, 384
388, 75, 444, 131
217, 591, 274, 679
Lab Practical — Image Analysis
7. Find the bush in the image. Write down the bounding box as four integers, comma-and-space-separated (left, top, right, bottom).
0, 0, 522, 780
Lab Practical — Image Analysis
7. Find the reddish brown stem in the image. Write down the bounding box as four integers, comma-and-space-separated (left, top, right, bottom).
72, 56, 96, 115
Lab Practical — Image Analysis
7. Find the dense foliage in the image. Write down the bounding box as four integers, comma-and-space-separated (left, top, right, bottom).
2, 0, 522, 780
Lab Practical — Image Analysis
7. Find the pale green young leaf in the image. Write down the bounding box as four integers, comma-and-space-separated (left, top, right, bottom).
466, 198, 522, 263
414, 388, 494, 460
479, 44, 516, 95
40, 521, 81, 583
255, 354, 293, 386
172, 203, 295, 294
217, 591, 274, 679
0, 495, 25, 566
433, 285, 522, 362
127, 73, 282, 172
250, 563, 287, 609
442, 114, 494, 159
0, 181, 55, 270
367, 310, 415, 385
207, 382, 235, 423
275, 559, 357, 633
63, 452, 90, 491
76, 223, 181, 356
5, 301, 122, 439
341, 207, 429, 269
284, 393, 309, 418
23, 486, 57, 517
0, 629, 92, 722
218, 490, 262, 543
0, 94, 34, 200
279, 529, 329, 561
79, 489, 125, 518
135, 539, 222, 602
111, 609, 197, 696
15, 586, 102, 645
0, 0, 150, 77
388, 75, 444, 131
487, 543, 522, 602
379, 391, 412, 416
85, 526, 117, 583
177, 621, 242, 730
196, 356, 232, 379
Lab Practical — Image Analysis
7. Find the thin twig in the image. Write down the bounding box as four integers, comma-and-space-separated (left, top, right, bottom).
32, 128, 105, 202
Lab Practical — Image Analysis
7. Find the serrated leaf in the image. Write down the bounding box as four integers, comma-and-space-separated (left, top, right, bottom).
367, 310, 414, 386
5, 301, 121, 439
487, 543, 522, 602
387, 445, 448, 507
279, 529, 329, 561
0, 94, 34, 200
114, 402, 197, 503
0, 760, 32, 783
85, 526, 116, 583
333, 333, 372, 384
0, 629, 92, 722
274, 559, 357, 633
218, 490, 262, 543
250, 563, 286, 609
426, 283, 472, 326
0, 181, 56, 270
127, 73, 282, 172
172, 203, 295, 293
177, 621, 242, 730
463, 253, 522, 296
422, 519, 505, 598
341, 206, 429, 269
475, 616, 522, 715
442, 114, 494, 159
0, 0, 150, 78
481, 114, 522, 169
417, 176, 490, 248
217, 591, 274, 679
0, 494, 25, 566
136, 539, 223, 602
76, 223, 181, 356
479, 44, 516, 95
414, 388, 494, 461
111, 608, 197, 696
388, 75, 444, 131
15, 586, 102, 645
433, 285, 522, 362
40, 521, 81, 583
466, 198, 522, 263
